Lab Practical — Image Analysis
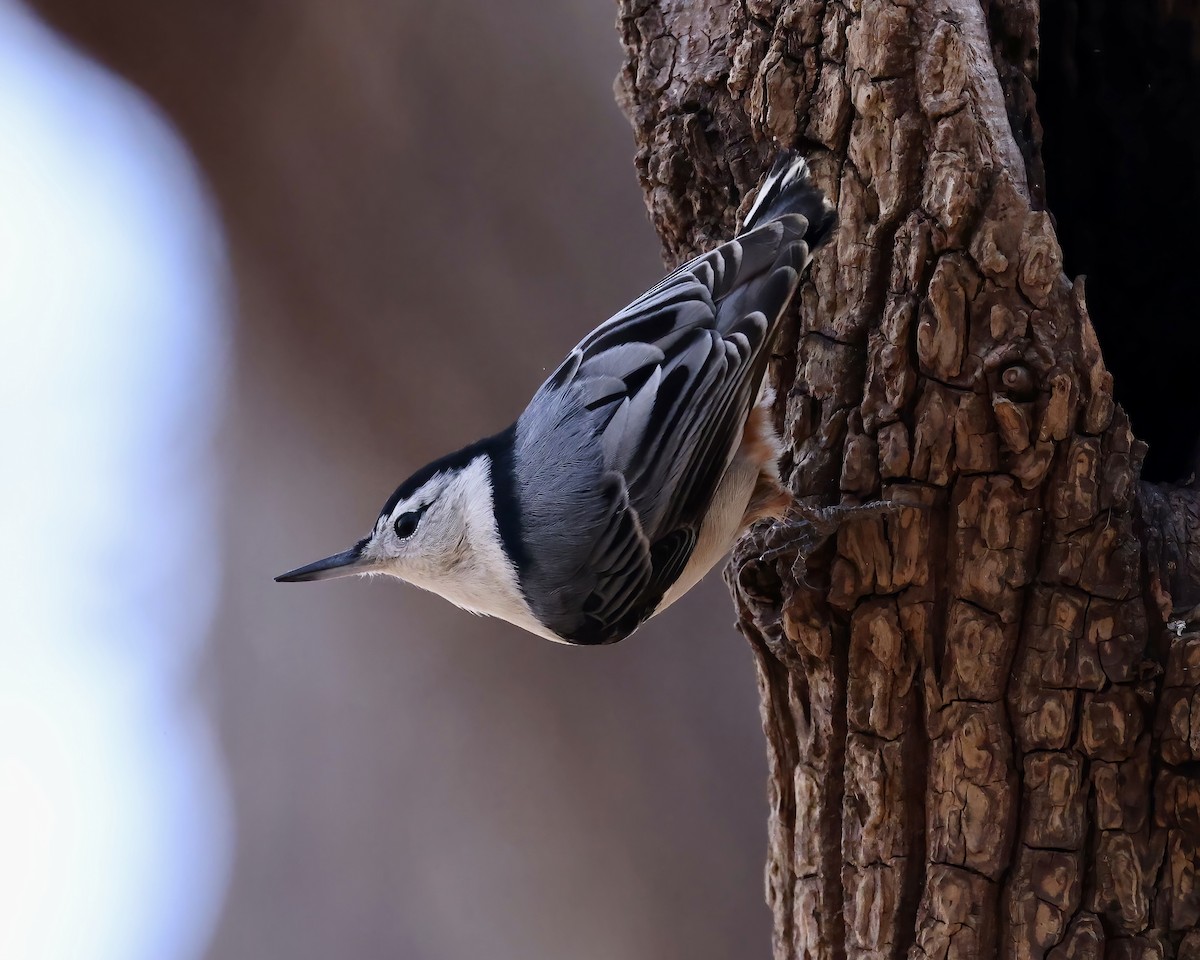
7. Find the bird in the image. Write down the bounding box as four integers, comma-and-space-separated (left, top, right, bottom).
277, 150, 837, 645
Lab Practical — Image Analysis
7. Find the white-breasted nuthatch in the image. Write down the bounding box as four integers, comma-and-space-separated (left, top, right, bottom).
277, 151, 837, 644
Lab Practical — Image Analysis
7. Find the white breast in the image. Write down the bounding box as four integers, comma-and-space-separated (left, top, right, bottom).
653, 455, 761, 614
652, 384, 785, 618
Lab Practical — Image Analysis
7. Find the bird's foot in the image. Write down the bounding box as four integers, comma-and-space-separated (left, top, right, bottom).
757, 501, 895, 562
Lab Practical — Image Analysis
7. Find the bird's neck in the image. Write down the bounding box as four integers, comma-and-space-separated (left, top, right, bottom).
417, 457, 562, 642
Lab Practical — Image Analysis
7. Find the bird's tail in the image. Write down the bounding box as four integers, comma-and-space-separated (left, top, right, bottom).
741, 150, 836, 249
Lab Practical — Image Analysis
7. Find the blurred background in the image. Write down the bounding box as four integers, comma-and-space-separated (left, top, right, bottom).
1, 2, 770, 958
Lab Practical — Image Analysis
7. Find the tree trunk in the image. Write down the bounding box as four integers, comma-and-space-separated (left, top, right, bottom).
615, 2, 1200, 958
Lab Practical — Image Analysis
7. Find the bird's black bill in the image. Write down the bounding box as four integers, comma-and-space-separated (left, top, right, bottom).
275, 544, 369, 583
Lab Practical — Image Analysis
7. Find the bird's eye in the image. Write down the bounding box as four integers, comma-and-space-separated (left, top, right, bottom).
393, 511, 421, 539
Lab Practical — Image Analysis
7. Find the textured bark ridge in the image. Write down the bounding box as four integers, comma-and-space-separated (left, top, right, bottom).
616, 2, 1200, 958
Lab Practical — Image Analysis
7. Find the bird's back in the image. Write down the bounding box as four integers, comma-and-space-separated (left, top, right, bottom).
509, 152, 835, 644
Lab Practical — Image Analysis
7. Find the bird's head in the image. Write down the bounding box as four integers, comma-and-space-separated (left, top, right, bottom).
276, 456, 491, 591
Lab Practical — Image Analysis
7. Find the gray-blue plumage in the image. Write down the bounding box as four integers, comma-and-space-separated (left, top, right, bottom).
510, 152, 835, 644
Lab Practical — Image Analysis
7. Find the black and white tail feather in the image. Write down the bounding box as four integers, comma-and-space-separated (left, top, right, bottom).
742, 150, 836, 242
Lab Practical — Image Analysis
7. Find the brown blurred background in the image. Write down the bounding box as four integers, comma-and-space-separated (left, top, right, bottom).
6, 1, 771, 958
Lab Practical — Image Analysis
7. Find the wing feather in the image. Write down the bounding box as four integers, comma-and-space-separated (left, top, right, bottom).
514, 207, 819, 643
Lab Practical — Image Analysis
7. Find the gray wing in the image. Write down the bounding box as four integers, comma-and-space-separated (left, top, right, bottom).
513, 216, 815, 644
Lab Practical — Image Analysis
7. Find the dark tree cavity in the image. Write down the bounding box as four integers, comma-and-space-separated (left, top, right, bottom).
1038, 2, 1200, 482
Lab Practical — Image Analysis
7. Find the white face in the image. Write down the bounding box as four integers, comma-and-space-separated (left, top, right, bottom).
362, 472, 472, 586
277, 455, 561, 642
361, 458, 542, 631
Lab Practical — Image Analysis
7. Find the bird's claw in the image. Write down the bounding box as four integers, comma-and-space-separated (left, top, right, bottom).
759, 500, 898, 559
749, 499, 917, 588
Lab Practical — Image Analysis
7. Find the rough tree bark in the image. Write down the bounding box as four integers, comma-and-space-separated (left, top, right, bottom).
616, 2, 1200, 958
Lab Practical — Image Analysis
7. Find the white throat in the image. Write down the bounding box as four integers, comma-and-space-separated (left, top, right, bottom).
398, 458, 568, 644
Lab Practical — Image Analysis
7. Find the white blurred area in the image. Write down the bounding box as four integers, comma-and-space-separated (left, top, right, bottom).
0, 4, 231, 960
